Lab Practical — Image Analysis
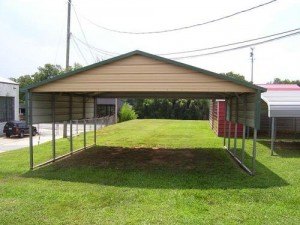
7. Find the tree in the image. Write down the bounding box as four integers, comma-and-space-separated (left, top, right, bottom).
13, 63, 82, 102
128, 98, 209, 120
118, 102, 138, 122
271, 78, 300, 84
221, 71, 245, 81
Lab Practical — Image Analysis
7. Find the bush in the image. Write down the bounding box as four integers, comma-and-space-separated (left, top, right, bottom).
118, 103, 138, 122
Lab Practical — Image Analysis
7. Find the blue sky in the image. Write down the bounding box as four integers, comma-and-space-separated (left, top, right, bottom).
0, 0, 299, 84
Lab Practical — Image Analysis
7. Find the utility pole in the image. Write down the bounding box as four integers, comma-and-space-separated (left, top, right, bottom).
66, 0, 72, 69
250, 47, 254, 83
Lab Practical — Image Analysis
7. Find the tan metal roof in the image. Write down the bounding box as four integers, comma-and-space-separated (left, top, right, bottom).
24, 50, 265, 99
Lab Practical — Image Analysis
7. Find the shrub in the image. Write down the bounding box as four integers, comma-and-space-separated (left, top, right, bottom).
118, 103, 138, 122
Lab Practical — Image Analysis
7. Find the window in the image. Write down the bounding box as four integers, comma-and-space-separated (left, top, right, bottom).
0, 97, 15, 122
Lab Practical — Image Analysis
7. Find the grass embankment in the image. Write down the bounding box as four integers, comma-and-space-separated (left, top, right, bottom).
0, 120, 300, 224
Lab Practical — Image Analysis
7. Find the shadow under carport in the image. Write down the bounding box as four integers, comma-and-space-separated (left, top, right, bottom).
23, 146, 288, 190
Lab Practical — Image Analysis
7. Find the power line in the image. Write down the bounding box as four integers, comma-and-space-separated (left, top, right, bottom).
72, 34, 118, 56
70, 34, 89, 64
159, 28, 300, 55
170, 30, 300, 59
71, 2, 97, 62
80, 0, 276, 34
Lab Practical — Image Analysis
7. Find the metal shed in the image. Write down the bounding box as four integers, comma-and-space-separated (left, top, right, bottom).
260, 84, 300, 154
0, 76, 19, 136
23, 50, 266, 175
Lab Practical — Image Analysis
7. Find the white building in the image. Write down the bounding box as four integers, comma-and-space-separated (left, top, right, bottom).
0, 76, 19, 135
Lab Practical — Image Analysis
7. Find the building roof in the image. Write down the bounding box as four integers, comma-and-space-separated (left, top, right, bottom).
258, 84, 300, 91
0, 76, 18, 85
260, 84, 300, 118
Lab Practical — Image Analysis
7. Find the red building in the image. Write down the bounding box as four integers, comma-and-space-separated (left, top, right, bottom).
209, 99, 243, 137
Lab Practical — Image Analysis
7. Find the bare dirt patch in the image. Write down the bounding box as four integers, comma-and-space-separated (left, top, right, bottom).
54, 146, 223, 171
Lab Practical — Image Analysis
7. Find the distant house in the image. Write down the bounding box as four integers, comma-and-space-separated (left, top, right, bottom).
0, 77, 19, 135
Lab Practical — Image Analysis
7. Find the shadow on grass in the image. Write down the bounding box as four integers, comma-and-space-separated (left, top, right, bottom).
23, 146, 287, 190
258, 140, 300, 158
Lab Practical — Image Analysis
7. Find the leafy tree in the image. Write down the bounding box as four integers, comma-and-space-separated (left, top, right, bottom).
271, 78, 300, 84
118, 102, 138, 122
12, 63, 82, 102
221, 71, 245, 81
129, 98, 209, 120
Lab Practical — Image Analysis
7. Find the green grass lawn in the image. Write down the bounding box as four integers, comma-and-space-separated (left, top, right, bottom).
0, 119, 300, 224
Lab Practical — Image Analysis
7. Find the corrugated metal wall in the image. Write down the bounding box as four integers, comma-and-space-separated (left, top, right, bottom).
228, 93, 260, 129
31, 93, 94, 124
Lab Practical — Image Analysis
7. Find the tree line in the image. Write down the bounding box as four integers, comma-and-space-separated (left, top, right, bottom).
10, 63, 82, 102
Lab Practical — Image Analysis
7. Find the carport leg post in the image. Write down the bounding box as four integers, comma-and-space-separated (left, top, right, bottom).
84, 119, 86, 149
242, 125, 246, 163
227, 99, 232, 151
228, 121, 231, 151
233, 96, 238, 156
70, 120, 73, 153
114, 98, 118, 124
223, 99, 227, 147
242, 95, 247, 163
271, 117, 275, 156
234, 123, 237, 156
83, 96, 86, 149
252, 129, 257, 175
94, 118, 96, 145
27, 91, 33, 169
52, 94, 56, 161
94, 97, 97, 145
69, 94, 73, 154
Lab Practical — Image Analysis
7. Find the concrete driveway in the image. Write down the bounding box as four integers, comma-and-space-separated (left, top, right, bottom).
0, 122, 105, 153
0, 124, 64, 153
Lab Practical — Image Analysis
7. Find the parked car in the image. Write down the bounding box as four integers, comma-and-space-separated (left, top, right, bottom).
3, 121, 37, 138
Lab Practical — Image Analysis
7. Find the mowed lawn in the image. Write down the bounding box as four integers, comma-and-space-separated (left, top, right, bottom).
0, 119, 300, 225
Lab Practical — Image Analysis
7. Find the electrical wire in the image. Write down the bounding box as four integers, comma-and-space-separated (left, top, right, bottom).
71, 2, 97, 62
70, 34, 89, 64
159, 28, 300, 55
72, 34, 118, 56
80, 0, 277, 34
170, 30, 300, 59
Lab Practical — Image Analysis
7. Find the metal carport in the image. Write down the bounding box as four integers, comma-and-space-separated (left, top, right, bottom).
260, 84, 300, 155
23, 50, 266, 175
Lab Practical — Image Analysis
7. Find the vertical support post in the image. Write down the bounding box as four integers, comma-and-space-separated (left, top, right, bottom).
84, 119, 86, 149
52, 94, 56, 161
271, 117, 275, 156
70, 120, 73, 153
27, 91, 33, 169
114, 98, 118, 124
94, 97, 97, 145
223, 100, 227, 147
69, 94, 73, 153
228, 121, 231, 151
242, 125, 246, 163
233, 96, 238, 156
252, 129, 257, 175
242, 95, 247, 163
234, 123, 238, 156
83, 95, 86, 149
227, 98, 232, 151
